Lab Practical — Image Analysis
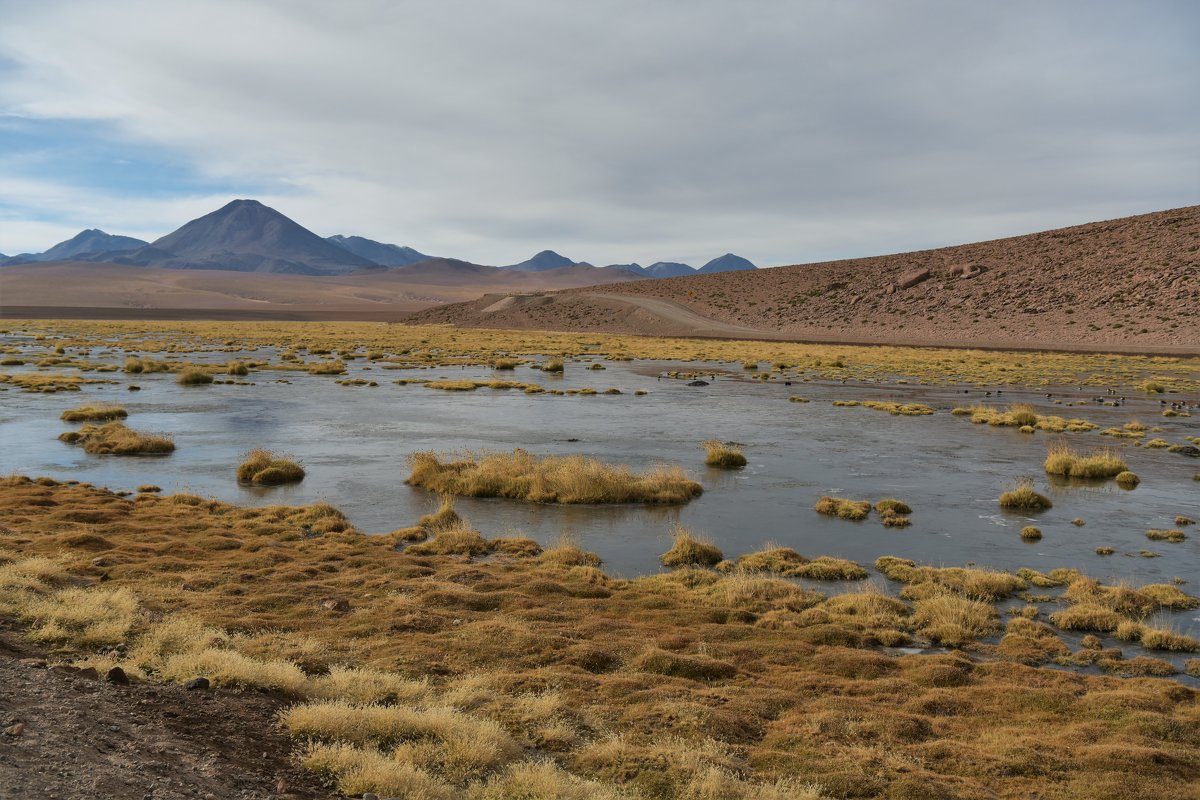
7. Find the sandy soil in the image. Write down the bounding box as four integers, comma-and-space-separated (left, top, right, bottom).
411, 206, 1200, 354
0, 628, 329, 800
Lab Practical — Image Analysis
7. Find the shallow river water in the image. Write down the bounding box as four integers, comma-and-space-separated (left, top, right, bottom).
2, 339, 1198, 671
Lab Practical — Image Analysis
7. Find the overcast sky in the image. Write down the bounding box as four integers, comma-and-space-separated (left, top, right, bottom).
1, 0, 1197, 266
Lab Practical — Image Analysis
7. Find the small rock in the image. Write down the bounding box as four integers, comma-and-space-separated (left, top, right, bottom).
78, 666, 100, 680
91, 556, 109, 567
321, 598, 351, 613
18, 658, 46, 669
686, 380, 709, 387
4, 722, 24, 737
362, 794, 379, 800
897, 268, 931, 289
106, 666, 130, 685
184, 677, 210, 691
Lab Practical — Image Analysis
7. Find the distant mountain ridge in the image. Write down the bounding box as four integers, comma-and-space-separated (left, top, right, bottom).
2, 229, 148, 265
2, 198, 757, 277
326, 235, 432, 267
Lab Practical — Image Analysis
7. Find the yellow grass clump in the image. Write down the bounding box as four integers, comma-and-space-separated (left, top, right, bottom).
1043, 441, 1127, 479
998, 478, 1051, 510
406, 449, 702, 505
58, 422, 174, 455
236, 449, 305, 485
176, 366, 214, 385
703, 440, 747, 468
814, 496, 870, 520
661, 526, 723, 568
60, 403, 128, 422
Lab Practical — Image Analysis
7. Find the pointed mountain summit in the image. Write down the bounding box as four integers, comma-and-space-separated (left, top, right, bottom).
1, 229, 148, 265
112, 199, 374, 275
696, 253, 755, 274
326, 235, 431, 267
502, 250, 578, 272
645, 261, 696, 278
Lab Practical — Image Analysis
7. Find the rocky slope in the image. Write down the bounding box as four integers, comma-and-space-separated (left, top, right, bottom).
411, 206, 1200, 352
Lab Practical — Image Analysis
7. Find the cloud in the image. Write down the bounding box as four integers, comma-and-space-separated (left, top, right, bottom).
0, 0, 1196, 263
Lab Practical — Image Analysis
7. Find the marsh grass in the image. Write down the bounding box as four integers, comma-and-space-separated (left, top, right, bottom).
60, 404, 127, 422
1115, 470, 1140, 488
3, 473, 1200, 798
703, 440, 747, 468
405, 521, 492, 556
1146, 529, 1186, 543
860, 401, 934, 416
177, 367, 214, 385
58, 422, 174, 455
236, 449, 305, 485
998, 478, 1052, 510
1043, 441, 1127, 479
661, 526, 723, 568
416, 496, 461, 533
814, 496, 871, 520
406, 449, 702, 505
308, 361, 347, 375
541, 357, 564, 373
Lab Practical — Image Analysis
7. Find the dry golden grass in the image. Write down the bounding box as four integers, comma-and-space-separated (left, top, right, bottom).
406, 449, 703, 505
58, 421, 174, 455
176, 366, 214, 385
60, 403, 127, 422
998, 478, 1052, 510
3, 475, 1200, 799
236, 449, 305, 485
661, 526, 723, 568
702, 440, 747, 468
1044, 441, 1128, 479
813, 496, 870, 520
911, 591, 1000, 646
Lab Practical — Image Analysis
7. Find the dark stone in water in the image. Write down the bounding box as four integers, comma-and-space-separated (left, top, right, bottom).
687, 380, 709, 387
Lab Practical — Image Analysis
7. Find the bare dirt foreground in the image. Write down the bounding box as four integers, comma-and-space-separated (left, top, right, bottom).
0, 629, 329, 800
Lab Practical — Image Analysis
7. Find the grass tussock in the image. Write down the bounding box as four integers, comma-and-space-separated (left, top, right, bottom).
911, 590, 1000, 646
308, 360, 347, 375
1146, 529, 1186, 543
661, 526, 723, 568
814, 496, 871, 520
406, 449, 702, 505
176, 367, 214, 385
405, 521, 492, 557
998, 478, 1052, 510
60, 404, 128, 422
734, 547, 867, 580
702, 440, 747, 468
58, 422, 174, 455
236, 449, 305, 485
416, 495, 461, 533
1043, 441, 1128, 479
1115, 470, 1140, 488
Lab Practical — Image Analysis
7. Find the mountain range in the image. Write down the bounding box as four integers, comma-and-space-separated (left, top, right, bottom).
0, 199, 756, 277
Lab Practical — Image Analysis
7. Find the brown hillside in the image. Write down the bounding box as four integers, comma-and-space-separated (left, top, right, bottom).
0, 260, 639, 321
410, 206, 1200, 353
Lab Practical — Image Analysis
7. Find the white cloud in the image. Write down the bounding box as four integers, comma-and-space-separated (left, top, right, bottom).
1, 0, 1196, 264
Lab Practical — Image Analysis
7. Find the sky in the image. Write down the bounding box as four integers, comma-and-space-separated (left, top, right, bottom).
0, 0, 1197, 266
